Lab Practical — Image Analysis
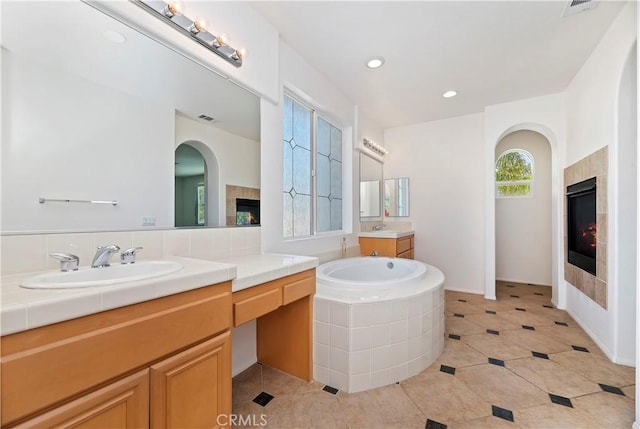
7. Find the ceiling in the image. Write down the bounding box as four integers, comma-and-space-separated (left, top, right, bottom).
250, 1, 627, 130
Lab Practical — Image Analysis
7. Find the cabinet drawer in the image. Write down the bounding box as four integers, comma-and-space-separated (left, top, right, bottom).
397, 236, 412, 254
397, 249, 413, 259
282, 277, 315, 305
234, 288, 282, 326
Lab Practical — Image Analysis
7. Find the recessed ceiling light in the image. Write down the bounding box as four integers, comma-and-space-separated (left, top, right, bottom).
366, 57, 385, 69
103, 29, 126, 44
443, 90, 458, 98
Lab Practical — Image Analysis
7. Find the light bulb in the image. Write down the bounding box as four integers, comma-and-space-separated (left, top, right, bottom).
216, 33, 228, 46
236, 47, 246, 58
162, 2, 182, 17
194, 18, 207, 32
188, 17, 207, 34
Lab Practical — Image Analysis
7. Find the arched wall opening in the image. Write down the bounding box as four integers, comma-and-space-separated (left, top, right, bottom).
495, 131, 552, 288
175, 140, 220, 227
486, 123, 562, 307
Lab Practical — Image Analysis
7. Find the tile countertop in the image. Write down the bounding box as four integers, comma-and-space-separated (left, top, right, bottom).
358, 230, 414, 239
214, 253, 319, 292
1, 253, 319, 336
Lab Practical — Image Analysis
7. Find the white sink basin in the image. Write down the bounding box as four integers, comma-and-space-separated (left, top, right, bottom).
20, 261, 183, 289
359, 230, 414, 239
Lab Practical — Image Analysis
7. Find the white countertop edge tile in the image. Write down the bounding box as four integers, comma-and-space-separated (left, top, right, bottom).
1, 253, 318, 335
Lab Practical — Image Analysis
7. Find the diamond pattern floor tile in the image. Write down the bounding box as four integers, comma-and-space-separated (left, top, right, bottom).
230, 281, 636, 429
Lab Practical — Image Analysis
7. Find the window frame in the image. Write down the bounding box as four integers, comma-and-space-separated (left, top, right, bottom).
282, 91, 344, 239
495, 148, 535, 199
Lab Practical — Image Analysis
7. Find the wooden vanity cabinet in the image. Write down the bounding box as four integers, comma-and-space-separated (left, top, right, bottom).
359, 234, 414, 259
1, 282, 232, 428
232, 269, 316, 381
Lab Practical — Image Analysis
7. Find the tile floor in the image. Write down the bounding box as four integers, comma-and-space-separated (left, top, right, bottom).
232, 282, 635, 428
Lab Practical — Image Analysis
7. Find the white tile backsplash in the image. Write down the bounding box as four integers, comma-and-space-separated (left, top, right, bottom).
1, 227, 262, 273
2, 234, 48, 274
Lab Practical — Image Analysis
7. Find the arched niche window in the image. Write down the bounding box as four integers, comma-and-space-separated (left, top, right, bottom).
495, 149, 535, 198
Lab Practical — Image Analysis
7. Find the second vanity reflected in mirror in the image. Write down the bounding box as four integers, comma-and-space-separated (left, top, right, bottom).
1, 1, 260, 234
384, 178, 410, 217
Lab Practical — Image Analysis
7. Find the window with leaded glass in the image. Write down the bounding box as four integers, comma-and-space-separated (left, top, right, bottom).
283, 93, 343, 238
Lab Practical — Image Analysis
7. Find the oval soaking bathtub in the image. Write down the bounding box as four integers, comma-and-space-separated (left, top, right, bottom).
313, 257, 445, 393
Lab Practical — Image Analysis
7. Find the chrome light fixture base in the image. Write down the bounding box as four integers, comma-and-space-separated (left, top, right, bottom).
132, 0, 243, 68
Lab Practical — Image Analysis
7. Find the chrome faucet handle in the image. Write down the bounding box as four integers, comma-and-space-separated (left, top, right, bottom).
50, 253, 79, 272
121, 247, 143, 264
91, 244, 120, 268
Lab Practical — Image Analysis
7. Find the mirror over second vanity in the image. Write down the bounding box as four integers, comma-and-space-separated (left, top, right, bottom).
1, 1, 260, 234
359, 152, 383, 220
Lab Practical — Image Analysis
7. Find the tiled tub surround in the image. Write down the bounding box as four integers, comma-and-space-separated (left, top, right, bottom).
563, 146, 608, 308
313, 261, 445, 393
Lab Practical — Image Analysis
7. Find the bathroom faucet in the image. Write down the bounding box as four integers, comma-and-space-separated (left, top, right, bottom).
91, 245, 120, 268
372, 224, 385, 231
121, 247, 143, 264
50, 253, 79, 272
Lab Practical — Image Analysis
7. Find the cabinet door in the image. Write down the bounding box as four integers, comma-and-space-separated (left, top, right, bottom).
150, 332, 231, 429
14, 370, 149, 429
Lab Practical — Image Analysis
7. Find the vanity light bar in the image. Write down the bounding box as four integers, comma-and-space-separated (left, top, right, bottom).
363, 138, 388, 156
132, 0, 244, 68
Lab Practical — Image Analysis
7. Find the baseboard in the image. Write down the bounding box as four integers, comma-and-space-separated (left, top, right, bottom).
495, 277, 551, 287
444, 286, 485, 295
564, 308, 614, 361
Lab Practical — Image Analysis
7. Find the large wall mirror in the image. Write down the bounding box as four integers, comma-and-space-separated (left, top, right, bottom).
359, 152, 383, 220
1, 1, 260, 234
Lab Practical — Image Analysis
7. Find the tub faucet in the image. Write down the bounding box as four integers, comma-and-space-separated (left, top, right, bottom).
91, 245, 120, 268
370, 250, 380, 256
372, 224, 385, 231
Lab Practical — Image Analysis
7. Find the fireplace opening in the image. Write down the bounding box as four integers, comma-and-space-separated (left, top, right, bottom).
236, 198, 260, 225
567, 177, 596, 275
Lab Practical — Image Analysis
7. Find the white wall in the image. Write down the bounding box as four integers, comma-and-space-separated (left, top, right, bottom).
261, 40, 359, 257
495, 131, 552, 286
384, 114, 486, 294
564, 1, 636, 365
175, 115, 260, 227
1, 50, 174, 233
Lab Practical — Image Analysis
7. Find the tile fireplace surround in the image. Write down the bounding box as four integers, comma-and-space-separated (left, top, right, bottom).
563, 146, 608, 309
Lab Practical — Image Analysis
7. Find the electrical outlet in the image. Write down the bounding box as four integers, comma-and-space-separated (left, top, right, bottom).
142, 216, 156, 226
